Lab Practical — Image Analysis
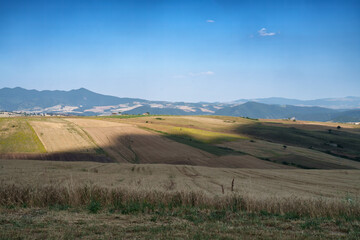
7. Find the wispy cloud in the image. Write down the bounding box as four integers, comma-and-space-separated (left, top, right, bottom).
173, 71, 215, 79
258, 28, 276, 36
206, 19, 215, 23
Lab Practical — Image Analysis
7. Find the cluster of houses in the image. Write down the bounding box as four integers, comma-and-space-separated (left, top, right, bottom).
0, 111, 64, 117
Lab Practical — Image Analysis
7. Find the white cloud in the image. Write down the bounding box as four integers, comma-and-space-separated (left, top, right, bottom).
206, 19, 215, 23
258, 28, 276, 36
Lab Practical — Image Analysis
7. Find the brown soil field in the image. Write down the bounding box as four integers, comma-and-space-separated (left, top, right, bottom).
1, 159, 359, 199
66, 118, 285, 168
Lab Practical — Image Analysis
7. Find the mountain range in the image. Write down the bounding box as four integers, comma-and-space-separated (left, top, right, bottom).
1, 87, 360, 122
234, 97, 360, 109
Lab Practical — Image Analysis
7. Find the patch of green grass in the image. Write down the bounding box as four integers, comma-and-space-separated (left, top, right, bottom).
140, 126, 244, 156
94, 147, 106, 155
0, 119, 46, 153
301, 219, 321, 230
88, 199, 102, 214
49, 204, 70, 211
169, 127, 247, 144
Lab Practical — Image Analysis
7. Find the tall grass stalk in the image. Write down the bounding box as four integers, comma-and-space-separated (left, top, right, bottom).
0, 184, 358, 218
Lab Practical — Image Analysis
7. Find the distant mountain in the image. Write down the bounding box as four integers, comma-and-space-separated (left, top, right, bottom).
0, 87, 146, 113
0, 87, 220, 116
215, 102, 340, 121
331, 109, 360, 122
234, 97, 360, 109
122, 106, 194, 115
1, 87, 359, 122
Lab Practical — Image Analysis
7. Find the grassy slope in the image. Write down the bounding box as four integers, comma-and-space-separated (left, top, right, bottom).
109, 116, 253, 156
2, 115, 360, 169
0, 118, 46, 153
220, 138, 360, 169
109, 115, 360, 168
139, 126, 244, 156
236, 122, 360, 161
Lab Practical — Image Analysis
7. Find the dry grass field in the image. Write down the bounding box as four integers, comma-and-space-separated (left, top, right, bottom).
1, 115, 360, 239
2, 115, 359, 169
65, 118, 285, 168
0, 159, 359, 239
1, 159, 359, 198
102, 115, 360, 168
29, 119, 97, 153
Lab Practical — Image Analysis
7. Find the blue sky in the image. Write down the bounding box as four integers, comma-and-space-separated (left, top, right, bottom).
0, 0, 359, 102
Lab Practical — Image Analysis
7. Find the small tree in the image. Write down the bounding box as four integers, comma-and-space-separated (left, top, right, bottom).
337, 126, 341, 129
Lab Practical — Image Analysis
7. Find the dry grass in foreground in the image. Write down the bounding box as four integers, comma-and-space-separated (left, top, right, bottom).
1, 184, 359, 218
0, 184, 359, 239
1, 160, 359, 239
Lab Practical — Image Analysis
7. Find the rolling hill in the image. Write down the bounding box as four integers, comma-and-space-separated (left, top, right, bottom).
234, 96, 360, 109
1, 87, 360, 122
215, 102, 340, 121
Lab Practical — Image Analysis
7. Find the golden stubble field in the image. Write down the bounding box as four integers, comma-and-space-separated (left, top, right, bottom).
2, 115, 360, 169
30, 119, 97, 153
1, 116, 360, 239
1, 159, 359, 200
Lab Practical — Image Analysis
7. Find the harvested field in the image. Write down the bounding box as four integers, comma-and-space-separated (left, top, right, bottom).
107, 115, 251, 135
1, 160, 358, 199
66, 118, 285, 168
220, 139, 360, 169
30, 119, 97, 153
66, 118, 213, 164
2, 115, 360, 239
2, 116, 360, 169
236, 122, 360, 162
